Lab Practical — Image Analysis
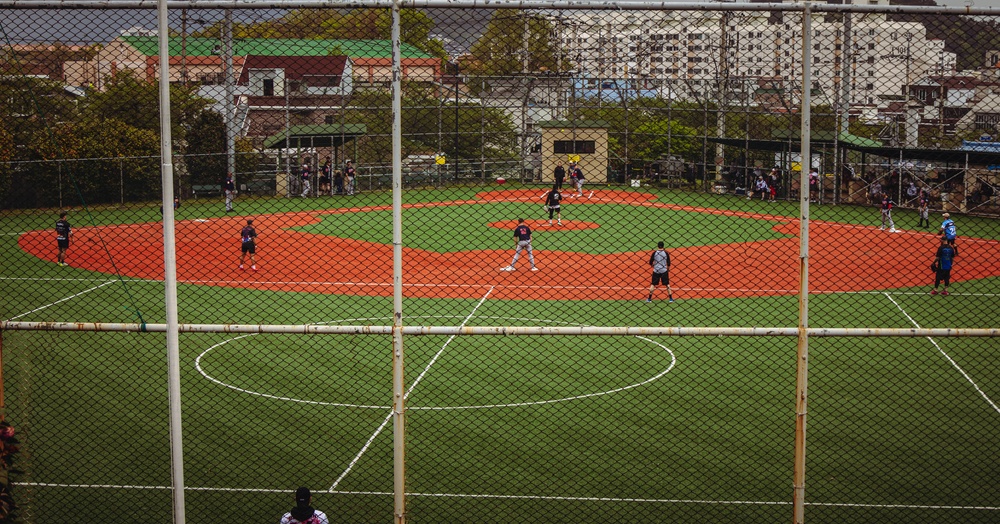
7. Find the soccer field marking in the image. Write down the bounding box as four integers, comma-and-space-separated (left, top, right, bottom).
405, 287, 494, 398
195, 314, 676, 410
884, 292, 1000, 415
329, 288, 493, 492
6, 280, 117, 321
16, 482, 1000, 512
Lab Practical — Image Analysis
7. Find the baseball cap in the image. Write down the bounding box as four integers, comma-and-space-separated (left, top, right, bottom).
942, 212, 950, 218
295, 487, 311, 505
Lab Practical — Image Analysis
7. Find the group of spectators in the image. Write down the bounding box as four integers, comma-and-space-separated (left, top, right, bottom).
746, 167, 781, 202
553, 162, 586, 197
298, 157, 356, 197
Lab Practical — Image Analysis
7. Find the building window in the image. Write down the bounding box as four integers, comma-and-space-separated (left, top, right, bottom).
553, 140, 596, 154
974, 113, 1000, 130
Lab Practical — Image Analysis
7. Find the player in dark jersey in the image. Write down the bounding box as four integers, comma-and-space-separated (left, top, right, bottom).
239, 219, 258, 271
553, 163, 565, 190
544, 187, 562, 225
55, 211, 71, 266
930, 236, 958, 295
501, 218, 537, 271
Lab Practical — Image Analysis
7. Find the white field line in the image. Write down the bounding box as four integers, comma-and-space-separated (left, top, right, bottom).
15, 483, 1000, 511
7, 280, 116, 321
884, 292, 999, 414
328, 287, 495, 491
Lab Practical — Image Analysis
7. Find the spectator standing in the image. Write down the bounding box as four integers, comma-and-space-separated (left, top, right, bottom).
930, 237, 958, 296
879, 193, 897, 232
501, 218, 537, 271
906, 180, 919, 205
767, 168, 779, 202
869, 178, 882, 205
239, 219, 257, 271
553, 163, 565, 190
333, 169, 344, 195
574, 164, 586, 197
279, 487, 329, 524
939, 212, 957, 245
808, 167, 820, 203
345, 160, 356, 195
319, 157, 332, 195
544, 187, 562, 225
300, 161, 312, 197
55, 211, 71, 266
223, 173, 236, 212
568, 163, 579, 196
646, 241, 673, 303
917, 190, 930, 229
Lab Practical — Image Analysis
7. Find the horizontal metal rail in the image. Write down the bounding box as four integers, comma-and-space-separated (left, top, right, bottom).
3, 322, 998, 337
2, 1, 999, 16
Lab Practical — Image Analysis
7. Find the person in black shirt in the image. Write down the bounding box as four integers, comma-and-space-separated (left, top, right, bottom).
239, 219, 258, 271
553, 163, 565, 190
223, 173, 236, 212
544, 187, 562, 225
55, 212, 71, 266
501, 218, 537, 271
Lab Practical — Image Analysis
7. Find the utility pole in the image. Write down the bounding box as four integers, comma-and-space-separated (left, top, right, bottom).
180, 9, 188, 86
716, 8, 731, 182
223, 10, 235, 185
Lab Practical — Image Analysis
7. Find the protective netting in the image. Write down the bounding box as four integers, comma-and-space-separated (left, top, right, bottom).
0, 3, 998, 523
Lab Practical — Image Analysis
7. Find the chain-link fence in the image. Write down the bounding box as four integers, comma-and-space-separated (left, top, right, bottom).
0, 2, 998, 523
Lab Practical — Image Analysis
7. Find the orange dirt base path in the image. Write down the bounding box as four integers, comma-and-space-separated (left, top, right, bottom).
19, 190, 1000, 300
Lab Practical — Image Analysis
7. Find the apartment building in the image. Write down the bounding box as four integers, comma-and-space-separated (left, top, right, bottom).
550, 0, 957, 107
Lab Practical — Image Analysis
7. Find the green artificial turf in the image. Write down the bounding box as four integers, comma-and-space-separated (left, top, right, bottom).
0, 185, 997, 523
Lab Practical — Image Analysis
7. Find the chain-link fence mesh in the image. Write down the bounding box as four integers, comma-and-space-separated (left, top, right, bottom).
0, 2, 998, 523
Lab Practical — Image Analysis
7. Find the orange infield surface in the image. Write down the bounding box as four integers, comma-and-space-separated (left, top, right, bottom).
19, 190, 1000, 300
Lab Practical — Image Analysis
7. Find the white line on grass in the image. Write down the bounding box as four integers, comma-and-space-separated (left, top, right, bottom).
17, 483, 1000, 511
7, 280, 117, 321
328, 287, 495, 491
884, 292, 1000, 414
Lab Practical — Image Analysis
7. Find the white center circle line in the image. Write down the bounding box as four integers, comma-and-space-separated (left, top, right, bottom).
195, 316, 677, 410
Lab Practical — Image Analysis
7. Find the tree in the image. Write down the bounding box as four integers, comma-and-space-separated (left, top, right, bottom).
80, 70, 212, 145
29, 118, 159, 207
629, 119, 700, 164
185, 110, 227, 186
467, 11, 564, 76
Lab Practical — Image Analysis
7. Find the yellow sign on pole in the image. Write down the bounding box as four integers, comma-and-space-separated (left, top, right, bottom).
568, 154, 581, 163
435, 154, 446, 165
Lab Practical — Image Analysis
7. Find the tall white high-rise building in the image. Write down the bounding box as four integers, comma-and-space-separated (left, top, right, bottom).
550, 0, 956, 107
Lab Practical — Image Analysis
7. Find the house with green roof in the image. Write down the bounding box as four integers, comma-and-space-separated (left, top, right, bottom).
64, 36, 440, 89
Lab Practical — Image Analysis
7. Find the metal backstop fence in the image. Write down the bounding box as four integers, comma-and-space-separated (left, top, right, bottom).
0, 1, 998, 523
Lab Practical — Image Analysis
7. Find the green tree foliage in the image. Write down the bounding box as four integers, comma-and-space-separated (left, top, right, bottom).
571, 98, 706, 164
629, 119, 700, 164
467, 11, 564, 76
31, 119, 159, 207
185, 110, 227, 186
80, 70, 211, 144
332, 89, 516, 167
